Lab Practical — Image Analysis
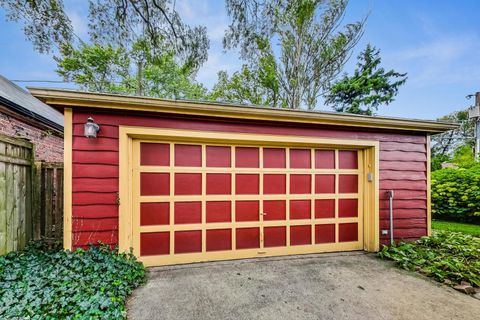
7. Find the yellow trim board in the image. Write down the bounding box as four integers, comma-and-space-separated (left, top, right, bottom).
120, 127, 379, 148
29, 87, 457, 134
118, 126, 380, 265
63, 108, 73, 250
140, 242, 364, 267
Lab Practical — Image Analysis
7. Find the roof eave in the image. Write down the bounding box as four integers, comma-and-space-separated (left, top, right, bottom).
28, 87, 459, 134
0, 95, 64, 133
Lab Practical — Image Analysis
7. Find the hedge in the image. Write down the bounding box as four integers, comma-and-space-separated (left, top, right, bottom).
431, 165, 480, 221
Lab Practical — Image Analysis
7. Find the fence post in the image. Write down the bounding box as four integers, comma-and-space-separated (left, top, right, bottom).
32, 162, 42, 240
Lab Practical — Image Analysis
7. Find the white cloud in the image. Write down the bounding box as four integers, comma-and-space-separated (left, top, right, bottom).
390, 36, 472, 62
175, 0, 229, 41
196, 50, 242, 88
175, 0, 239, 88
65, 9, 89, 39
414, 13, 438, 37
384, 34, 480, 87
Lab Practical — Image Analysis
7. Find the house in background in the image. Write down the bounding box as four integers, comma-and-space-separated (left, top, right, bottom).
0, 75, 63, 161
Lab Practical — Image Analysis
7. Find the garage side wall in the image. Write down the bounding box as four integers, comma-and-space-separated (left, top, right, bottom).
70, 109, 428, 248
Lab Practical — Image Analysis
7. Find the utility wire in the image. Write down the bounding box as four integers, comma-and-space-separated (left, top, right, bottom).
9, 79, 73, 83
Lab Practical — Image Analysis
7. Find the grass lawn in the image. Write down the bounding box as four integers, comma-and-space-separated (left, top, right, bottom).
0, 242, 145, 319
379, 231, 480, 288
432, 220, 480, 237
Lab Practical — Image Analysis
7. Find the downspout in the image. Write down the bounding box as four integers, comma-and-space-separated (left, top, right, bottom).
387, 190, 394, 245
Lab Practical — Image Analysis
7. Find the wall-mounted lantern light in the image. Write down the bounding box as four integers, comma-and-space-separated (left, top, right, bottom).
84, 117, 100, 138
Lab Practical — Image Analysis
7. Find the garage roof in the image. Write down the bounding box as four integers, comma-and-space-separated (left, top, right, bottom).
28, 87, 457, 134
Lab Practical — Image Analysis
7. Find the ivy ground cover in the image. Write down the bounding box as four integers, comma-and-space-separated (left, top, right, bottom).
0, 242, 145, 319
378, 231, 480, 287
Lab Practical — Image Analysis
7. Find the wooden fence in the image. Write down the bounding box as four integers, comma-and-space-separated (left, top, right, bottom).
0, 134, 64, 255
35, 162, 64, 242
0, 134, 33, 254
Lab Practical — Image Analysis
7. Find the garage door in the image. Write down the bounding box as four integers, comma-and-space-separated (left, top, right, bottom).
132, 140, 364, 266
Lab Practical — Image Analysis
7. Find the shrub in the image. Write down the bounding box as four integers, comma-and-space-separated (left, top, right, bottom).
0, 241, 145, 319
431, 164, 480, 221
431, 154, 449, 171
378, 231, 480, 287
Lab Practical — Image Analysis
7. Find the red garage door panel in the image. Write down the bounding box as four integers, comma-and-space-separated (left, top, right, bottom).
134, 141, 364, 266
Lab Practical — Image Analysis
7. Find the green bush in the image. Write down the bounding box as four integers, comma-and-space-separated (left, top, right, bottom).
378, 231, 480, 287
431, 164, 480, 221
430, 154, 449, 172
0, 241, 145, 319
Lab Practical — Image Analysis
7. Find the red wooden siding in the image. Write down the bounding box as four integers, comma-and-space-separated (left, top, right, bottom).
70, 110, 428, 248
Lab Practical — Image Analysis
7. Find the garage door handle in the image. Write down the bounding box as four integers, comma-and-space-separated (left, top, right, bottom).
261, 212, 267, 216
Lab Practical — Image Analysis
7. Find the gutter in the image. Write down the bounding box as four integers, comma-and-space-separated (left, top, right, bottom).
28, 87, 459, 134
0, 96, 63, 133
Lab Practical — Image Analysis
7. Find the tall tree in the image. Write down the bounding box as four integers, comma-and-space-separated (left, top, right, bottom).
56, 40, 208, 99
431, 110, 475, 158
209, 55, 280, 107
324, 44, 407, 115
88, 0, 209, 75
56, 43, 130, 92
0, 0, 209, 98
218, 0, 366, 109
0, 0, 72, 53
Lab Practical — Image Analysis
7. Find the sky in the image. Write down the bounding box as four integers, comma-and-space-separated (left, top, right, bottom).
0, 0, 479, 120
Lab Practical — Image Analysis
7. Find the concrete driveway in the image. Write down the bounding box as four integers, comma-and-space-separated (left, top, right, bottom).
127, 252, 480, 320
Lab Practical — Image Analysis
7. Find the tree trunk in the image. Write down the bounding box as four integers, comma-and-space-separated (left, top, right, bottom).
136, 60, 144, 96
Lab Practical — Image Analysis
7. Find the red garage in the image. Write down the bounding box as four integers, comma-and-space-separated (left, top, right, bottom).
31, 88, 455, 267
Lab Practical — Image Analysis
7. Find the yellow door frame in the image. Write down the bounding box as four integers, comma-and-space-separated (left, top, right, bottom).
118, 126, 380, 265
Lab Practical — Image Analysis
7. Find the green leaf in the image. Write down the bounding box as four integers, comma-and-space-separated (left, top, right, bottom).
0, 241, 145, 319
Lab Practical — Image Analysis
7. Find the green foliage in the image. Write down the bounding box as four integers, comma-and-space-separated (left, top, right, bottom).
431, 109, 475, 158
0, 0, 72, 53
451, 145, 476, 168
56, 41, 208, 99
431, 154, 450, 171
56, 43, 131, 92
135, 41, 208, 100
325, 44, 407, 115
432, 220, 480, 237
222, 0, 366, 109
431, 144, 475, 172
0, 241, 145, 319
89, 0, 209, 74
431, 165, 480, 220
209, 64, 280, 107
431, 144, 474, 172
378, 231, 480, 287
210, 37, 281, 106
1, 0, 209, 97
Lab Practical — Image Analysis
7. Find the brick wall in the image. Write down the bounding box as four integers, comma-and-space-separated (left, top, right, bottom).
0, 111, 63, 162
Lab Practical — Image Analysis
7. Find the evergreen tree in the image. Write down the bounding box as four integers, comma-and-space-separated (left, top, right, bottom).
325, 44, 407, 115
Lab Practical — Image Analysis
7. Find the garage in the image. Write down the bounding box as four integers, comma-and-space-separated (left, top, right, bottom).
30, 88, 455, 267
